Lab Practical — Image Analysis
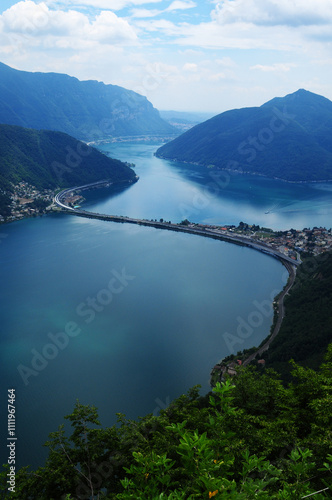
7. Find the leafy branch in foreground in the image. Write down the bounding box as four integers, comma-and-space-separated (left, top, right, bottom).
1, 347, 331, 499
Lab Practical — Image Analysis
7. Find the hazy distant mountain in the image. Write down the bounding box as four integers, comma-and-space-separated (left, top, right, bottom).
0, 124, 136, 193
159, 110, 216, 132
156, 89, 332, 182
0, 62, 176, 141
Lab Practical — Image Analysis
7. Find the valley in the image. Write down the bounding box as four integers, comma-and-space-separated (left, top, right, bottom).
1, 0, 332, 496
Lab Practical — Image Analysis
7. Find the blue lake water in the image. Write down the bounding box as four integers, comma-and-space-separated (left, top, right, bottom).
0, 141, 331, 469
95, 141, 332, 230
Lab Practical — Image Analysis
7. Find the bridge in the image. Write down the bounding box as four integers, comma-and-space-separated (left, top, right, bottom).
54, 180, 301, 269
55, 180, 301, 371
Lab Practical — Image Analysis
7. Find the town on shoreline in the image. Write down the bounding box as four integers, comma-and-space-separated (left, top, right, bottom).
1, 181, 332, 260
3, 180, 332, 393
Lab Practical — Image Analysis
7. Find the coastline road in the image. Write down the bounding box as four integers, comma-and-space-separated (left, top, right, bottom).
242, 260, 297, 366
54, 180, 115, 210
55, 181, 301, 369
54, 182, 301, 269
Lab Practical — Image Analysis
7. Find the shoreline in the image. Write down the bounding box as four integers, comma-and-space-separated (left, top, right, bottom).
155, 155, 332, 184
54, 182, 302, 268
3, 179, 330, 390
210, 259, 298, 386
87, 134, 179, 147
54, 182, 305, 385
0, 178, 138, 226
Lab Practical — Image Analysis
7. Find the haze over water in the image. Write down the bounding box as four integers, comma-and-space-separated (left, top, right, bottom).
0, 141, 331, 469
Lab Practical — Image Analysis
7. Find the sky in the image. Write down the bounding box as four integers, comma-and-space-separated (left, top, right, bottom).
0, 1, 331, 113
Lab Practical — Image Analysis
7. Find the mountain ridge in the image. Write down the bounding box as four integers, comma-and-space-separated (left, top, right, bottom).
0, 62, 176, 141
156, 89, 332, 182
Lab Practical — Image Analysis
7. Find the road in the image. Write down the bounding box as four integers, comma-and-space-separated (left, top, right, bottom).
54, 181, 301, 269
243, 260, 297, 366
55, 181, 301, 366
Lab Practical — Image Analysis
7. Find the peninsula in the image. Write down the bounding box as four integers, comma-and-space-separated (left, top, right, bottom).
54, 181, 332, 262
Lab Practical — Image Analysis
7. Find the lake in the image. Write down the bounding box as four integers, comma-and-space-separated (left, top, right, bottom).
95, 141, 332, 230
0, 140, 330, 469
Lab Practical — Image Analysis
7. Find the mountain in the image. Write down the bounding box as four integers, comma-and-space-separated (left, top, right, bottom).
156, 89, 332, 182
159, 110, 215, 132
0, 62, 176, 141
0, 124, 136, 194
264, 251, 332, 380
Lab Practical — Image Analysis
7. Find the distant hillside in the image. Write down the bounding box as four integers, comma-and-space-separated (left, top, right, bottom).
156, 89, 332, 182
264, 251, 332, 379
159, 110, 215, 132
0, 63, 176, 141
0, 124, 136, 194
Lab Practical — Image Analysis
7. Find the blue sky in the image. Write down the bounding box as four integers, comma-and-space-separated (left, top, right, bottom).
0, 1, 331, 112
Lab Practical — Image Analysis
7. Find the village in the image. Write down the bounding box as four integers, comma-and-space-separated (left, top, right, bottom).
1, 182, 332, 262
186, 221, 332, 259
0, 182, 57, 224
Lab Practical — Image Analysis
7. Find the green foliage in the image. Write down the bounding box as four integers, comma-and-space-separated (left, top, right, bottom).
0, 193, 11, 216
156, 89, 332, 182
30, 198, 49, 212
0, 124, 137, 214
1, 352, 331, 499
266, 252, 332, 380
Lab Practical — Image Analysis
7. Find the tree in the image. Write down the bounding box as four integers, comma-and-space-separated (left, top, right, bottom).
1, 349, 331, 498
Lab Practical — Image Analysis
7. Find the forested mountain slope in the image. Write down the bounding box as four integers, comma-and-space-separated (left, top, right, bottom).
0, 124, 136, 192
264, 251, 332, 379
156, 89, 332, 182
0, 62, 175, 141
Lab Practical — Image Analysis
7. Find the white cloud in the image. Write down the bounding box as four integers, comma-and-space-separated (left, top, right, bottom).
135, 18, 180, 35
212, 0, 332, 27
132, 8, 301, 51
1, 0, 332, 112
2, 2, 87, 35
46, 0, 163, 10
179, 48, 205, 57
1, 1, 137, 43
163, 21, 289, 50
129, 1, 332, 53
208, 72, 227, 82
88, 11, 137, 42
166, 1, 196, 12
216, 57, 237, 68
183, 62, 197, 72
130, 1, 195, 18
250, 63, 296, 72
305, 24, 332, 42
130, 8, 162, 18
